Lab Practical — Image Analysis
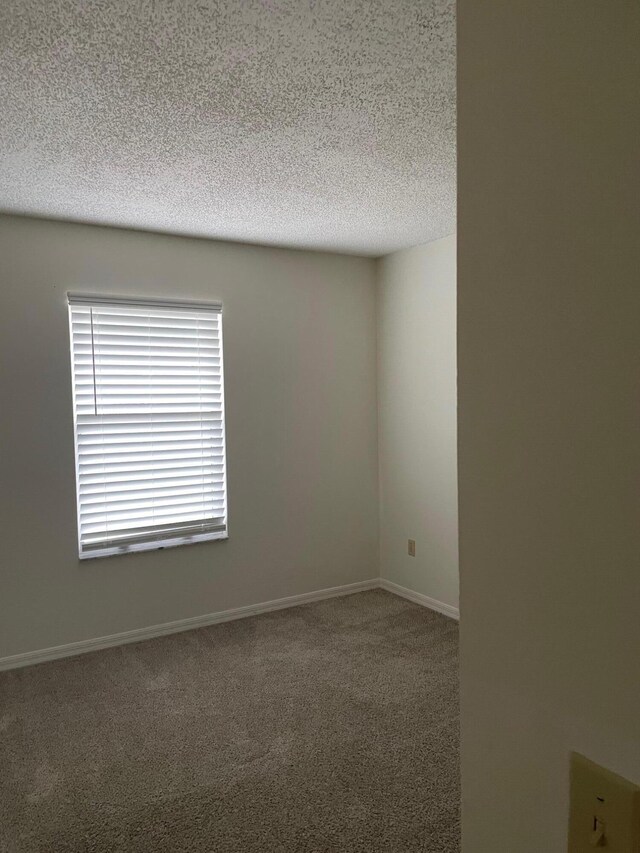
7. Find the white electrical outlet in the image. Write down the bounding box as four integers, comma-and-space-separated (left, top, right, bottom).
568, 753, 640, 852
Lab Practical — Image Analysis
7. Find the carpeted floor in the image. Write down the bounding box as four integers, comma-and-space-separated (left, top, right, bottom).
0, 589, 460, 853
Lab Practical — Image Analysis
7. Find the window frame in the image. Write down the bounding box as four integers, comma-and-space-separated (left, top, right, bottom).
67, 293, 229, 560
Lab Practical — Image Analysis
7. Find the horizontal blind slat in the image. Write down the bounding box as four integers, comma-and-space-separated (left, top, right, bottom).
80, 498, 226, 521
78, 461, 224, 478
77, 446, 225, 459
79, 475, 224, 493
73, 320, 218, 331
76, 381, 221, 390
77, 427, 223, 440
77, 409, 221, 418
76, 412, 222, 424
80, 484, 226, 505
77, 470, 223, 490
73, 356, 221, 367
72, 318, 219, 331
77, 431, 222, 446
80, 508, 222, 535
81, 518, 225, 548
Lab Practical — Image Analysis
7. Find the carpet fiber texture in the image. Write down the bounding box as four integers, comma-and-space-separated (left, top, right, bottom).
0, 589, 460, 852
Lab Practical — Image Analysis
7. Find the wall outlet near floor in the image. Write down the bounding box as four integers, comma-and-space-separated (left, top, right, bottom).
568, 753, 640, 852
407, 539, 416, 557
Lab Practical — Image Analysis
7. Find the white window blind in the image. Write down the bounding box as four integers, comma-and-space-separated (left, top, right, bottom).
68, 295, 228, 559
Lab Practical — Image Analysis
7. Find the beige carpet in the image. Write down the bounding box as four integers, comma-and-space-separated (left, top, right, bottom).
0, 589, 460, 852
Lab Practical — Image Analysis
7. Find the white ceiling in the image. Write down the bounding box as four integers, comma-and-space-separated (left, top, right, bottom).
0, 1, 456, 256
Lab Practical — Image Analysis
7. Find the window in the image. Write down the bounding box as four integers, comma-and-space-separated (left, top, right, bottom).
68, 294, 227, 559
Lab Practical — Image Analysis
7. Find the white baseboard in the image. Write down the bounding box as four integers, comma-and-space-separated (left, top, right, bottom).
0, 579, 379, 672
0, 577, 458, 672
379, 578, 459, 621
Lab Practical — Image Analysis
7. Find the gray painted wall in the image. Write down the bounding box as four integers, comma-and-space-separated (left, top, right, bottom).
458, 0, 640, 849
0, 215, 379, 658
377, 235, 458, 609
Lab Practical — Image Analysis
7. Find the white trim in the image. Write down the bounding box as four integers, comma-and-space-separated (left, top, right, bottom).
379, 578, 459, 621
0, 578, 460, 672
67, 297, 228, 559
0, 579, 379, 671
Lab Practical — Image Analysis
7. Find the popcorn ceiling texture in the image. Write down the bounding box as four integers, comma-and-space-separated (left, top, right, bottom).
0, 0, 455, 256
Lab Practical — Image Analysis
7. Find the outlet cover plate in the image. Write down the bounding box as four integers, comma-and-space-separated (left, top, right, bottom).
568, 753, 640, 852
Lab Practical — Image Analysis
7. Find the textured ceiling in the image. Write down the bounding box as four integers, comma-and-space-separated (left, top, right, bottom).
0, 1, 455, 256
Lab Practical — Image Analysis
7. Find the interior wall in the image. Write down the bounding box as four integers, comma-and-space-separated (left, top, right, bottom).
0, 215, 379, 659
458, 2, 640, 850
377, 235, 458, 610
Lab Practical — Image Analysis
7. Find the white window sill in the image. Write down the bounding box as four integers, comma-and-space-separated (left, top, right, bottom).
79, 530, 229, 561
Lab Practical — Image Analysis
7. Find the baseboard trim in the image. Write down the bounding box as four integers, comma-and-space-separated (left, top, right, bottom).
379, 578, 459, 621
0, 579, 379, 672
